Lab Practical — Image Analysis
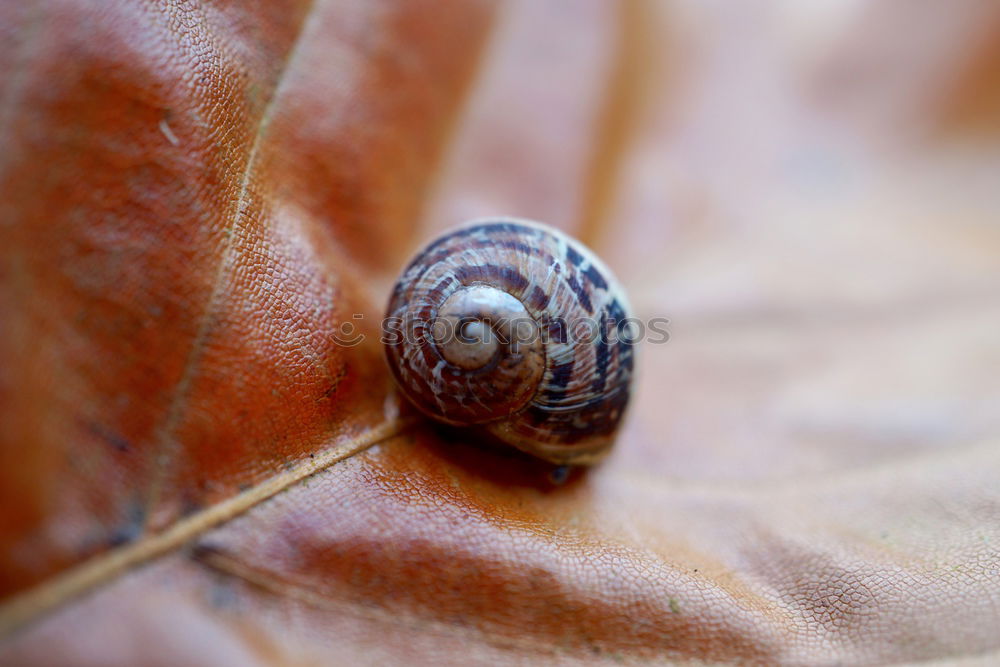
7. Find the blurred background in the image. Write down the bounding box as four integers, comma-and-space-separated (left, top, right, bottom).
420, 0, 1000, 480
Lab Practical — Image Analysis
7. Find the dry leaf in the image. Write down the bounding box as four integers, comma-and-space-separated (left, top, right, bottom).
2, 0, 1000, 664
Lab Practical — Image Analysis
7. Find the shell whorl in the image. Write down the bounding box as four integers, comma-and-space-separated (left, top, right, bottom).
384, 219, 634, 465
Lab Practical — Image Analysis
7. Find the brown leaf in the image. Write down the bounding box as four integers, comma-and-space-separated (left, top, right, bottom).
3, 0, 1000, 664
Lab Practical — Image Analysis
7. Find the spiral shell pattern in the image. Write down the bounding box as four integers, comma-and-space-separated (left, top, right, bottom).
384, 219, 634, 464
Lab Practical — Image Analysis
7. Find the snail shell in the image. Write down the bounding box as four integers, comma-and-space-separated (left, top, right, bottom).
383, 218, 634, 465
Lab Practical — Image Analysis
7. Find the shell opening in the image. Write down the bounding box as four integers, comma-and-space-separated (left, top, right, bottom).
431, 285, 539, 373
423, 285, 545, 422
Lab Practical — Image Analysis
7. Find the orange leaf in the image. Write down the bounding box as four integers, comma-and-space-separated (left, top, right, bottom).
3, 0, 1000, 664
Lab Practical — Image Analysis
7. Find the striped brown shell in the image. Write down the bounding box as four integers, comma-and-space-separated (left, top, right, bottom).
383, 219, 634, 465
